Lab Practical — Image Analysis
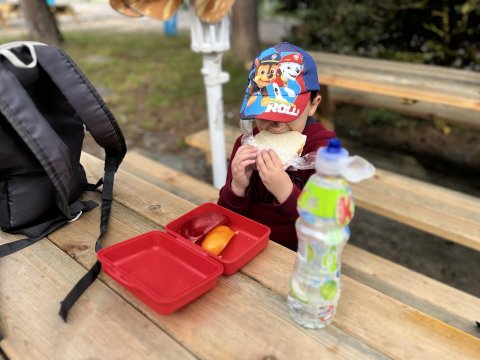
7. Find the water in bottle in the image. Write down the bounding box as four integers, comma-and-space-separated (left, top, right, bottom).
287, 138, 374, 329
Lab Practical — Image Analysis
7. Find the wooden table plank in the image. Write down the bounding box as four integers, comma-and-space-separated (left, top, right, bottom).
318, 74, 480, 111
342, 245, 480, 336
318, 63, 480, 99
338, 278, 480, 359
351, 183, 480, 251
241, 242, 480, 359
350, 169, 480, 251
4, 153, 472, 358
357, 169, 480, 216
79, 153, 480, 358
3, 150, 479, 359
117, 152, 480, 336
122, 152, 219, 204
157, 268, 387, 359
312, 51, 480, 83
43, 193, 386, 358
82, 153, 195, 225
185, 126, 240, 161
312, 51, 480, 111
0, 233, 194, 360
331, 88, 480, 129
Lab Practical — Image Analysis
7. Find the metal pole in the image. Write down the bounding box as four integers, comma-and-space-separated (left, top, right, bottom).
201, 53, 229, 189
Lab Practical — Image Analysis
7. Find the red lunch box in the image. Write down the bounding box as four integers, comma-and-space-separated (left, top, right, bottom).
97, 203, 271, 315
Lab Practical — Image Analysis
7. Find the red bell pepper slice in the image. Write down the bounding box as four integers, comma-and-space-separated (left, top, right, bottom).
180, 211, 227, 243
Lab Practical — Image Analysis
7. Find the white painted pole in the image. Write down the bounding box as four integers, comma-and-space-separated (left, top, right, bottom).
189, 2, 231, 189
201, 53, 229, 188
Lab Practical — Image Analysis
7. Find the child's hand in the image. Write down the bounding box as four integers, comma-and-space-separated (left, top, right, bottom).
256, 149, 293, 204
231, 144, 258, 197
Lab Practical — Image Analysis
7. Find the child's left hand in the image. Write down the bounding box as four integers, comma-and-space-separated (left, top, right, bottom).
256, 149, 293, 204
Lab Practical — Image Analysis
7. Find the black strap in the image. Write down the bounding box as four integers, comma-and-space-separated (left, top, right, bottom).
59, 156, 117, 321
0, 200, 97, 258
86, 178, 103, 191
59, 260, 102, 321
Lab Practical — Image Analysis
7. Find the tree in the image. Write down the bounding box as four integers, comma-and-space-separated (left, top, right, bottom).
231, 0, 259, 64
20, 0, 63, 45
277, 0, 480, 68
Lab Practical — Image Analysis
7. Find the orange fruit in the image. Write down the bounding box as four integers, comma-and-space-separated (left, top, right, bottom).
201, 225, 236, 256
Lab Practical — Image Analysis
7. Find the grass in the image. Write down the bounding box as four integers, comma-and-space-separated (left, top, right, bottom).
0, 30, 434, 148
1, 31, 423, 134
0, 31, 247, 138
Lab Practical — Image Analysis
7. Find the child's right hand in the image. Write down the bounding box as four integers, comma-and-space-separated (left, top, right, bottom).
230, 144, 258, 197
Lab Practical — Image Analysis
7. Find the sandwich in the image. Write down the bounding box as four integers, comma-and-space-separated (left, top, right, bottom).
253, 130, 307, 168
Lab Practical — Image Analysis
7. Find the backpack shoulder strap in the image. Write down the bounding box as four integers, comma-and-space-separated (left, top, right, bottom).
32, 45, 127, 321
0, 48, 73, 219
34, 45, 127, 167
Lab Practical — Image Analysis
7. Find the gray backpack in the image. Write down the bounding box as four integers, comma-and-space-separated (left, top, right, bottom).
0, 42, 127, 320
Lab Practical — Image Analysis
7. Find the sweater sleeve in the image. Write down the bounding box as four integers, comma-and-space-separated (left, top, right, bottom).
273, 183, 302, 221
217, 136, 251, 216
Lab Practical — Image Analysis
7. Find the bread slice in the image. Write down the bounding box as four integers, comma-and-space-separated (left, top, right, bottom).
253, 130, 307, 167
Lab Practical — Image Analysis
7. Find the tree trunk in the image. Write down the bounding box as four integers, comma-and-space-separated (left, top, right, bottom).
20, 0, 63, 45
231, 0, 259, 65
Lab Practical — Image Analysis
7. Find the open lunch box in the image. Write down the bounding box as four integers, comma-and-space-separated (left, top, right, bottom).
97, 203, 271, 315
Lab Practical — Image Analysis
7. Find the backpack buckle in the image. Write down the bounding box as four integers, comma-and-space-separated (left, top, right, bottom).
68, 211, 82, 223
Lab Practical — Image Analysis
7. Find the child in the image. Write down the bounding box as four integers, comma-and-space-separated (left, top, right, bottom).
218, 42, 336, 251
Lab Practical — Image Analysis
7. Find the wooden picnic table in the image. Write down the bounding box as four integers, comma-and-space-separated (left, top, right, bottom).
1, 152, 479, 359
301, 51, 480, 131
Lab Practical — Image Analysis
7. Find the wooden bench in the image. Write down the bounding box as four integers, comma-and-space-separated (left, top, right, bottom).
329, 87, 480, 129
311, 51, 480, 128
184, 125, 239, 164
183, 125, 480, 252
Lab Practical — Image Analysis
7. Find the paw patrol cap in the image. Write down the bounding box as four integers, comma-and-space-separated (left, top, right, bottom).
240, 42, 320, 123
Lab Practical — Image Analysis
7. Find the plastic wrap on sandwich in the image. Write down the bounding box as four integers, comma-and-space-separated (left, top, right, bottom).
240, 119, 316, 171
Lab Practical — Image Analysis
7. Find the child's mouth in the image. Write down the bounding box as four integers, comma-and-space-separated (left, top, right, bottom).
267, 128, 288, 134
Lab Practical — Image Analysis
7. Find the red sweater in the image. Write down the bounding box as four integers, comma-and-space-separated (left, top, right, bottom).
218, 119, 336, 251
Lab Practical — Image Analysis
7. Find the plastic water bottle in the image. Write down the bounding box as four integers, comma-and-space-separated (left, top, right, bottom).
287, 138, 374, 329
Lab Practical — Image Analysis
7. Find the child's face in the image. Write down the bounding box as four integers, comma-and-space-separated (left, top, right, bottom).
254, 95, 322, 134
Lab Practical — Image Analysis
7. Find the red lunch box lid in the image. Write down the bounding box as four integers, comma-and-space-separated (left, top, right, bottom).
98, 203, 271, 314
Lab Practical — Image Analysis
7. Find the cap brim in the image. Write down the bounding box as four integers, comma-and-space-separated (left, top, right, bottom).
240, 92, 310, 123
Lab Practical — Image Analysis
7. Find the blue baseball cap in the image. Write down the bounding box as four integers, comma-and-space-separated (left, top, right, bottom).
240, 42, 320, 123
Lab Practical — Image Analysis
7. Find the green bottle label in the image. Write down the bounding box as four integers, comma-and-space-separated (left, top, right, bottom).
298, 179, 354, 225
